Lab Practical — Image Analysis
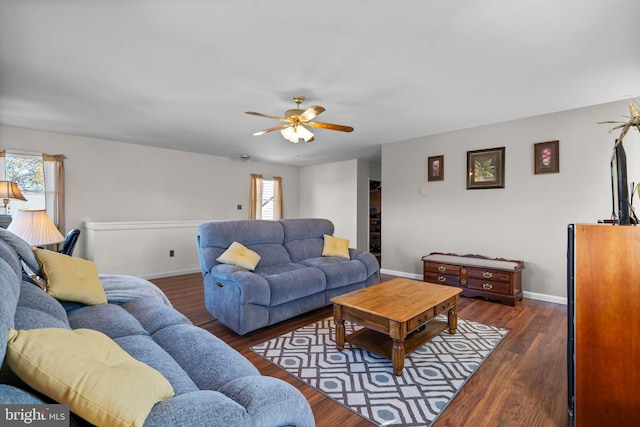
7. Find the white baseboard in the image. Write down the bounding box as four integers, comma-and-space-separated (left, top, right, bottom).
380, 268, 567, 305
522, 291, 567, 305
381, 268, 422, 280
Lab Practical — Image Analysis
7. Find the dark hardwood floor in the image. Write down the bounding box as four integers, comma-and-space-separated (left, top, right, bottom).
151, 273, 568, 427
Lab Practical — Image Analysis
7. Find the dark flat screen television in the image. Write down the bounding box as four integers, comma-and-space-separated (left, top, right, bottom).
610, 142, 636, 224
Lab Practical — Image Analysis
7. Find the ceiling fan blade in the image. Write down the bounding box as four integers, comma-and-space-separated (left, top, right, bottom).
245, 111, 289, 122
307, 121, 354, 132
252, 124, 291, 136
299, 105, 325, 122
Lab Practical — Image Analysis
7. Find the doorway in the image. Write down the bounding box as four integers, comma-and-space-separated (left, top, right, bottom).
369, 180, 381, 265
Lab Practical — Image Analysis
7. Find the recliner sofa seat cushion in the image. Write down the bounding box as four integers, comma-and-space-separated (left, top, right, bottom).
152, 323, 259, 390
114, 334, 200, 396
122, 298, 192, 335
67, 303, 149, 338
255, 264, 327, 306
301, 257, 367, 290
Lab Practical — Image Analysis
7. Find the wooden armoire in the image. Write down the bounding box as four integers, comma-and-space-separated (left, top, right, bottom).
568, 224, 640, 426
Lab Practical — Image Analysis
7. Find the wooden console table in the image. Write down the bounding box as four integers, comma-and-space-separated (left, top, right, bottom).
422, 252, 524, 306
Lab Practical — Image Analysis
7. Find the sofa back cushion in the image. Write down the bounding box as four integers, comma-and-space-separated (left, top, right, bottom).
0, 229, 41, 276
0, 258, 20, 364
15, 283, 71, 330
280, 218, 334, 263
198, 220, 291, 272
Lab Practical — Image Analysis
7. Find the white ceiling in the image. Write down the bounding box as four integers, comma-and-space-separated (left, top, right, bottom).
1, 1, 639, 166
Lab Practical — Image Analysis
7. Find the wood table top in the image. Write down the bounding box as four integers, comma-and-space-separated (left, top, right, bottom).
330, 278, 461, 322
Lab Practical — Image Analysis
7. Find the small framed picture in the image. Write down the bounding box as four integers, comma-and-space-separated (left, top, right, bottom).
534, 140, 559, 174
467, 147, 505, 189
427, 155, 444, 182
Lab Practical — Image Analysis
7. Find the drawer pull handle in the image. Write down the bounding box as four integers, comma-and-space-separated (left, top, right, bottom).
216, 282, 224, 288
438, 275, 446, 282
438, 266, 446, 272
482, 283, 493, 290
483, 272, 493, 279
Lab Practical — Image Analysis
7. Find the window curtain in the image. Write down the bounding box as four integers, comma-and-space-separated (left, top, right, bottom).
249, 174, 263, 219
0, 150, 6, 180
273, 176, 283, 219
42, 154, 66, 237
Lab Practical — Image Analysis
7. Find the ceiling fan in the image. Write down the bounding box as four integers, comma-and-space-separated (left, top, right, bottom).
245, 96, 354, 143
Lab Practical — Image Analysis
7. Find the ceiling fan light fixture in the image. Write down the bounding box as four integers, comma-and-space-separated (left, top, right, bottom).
280, 126, 299, 143
280, 125, 314, 143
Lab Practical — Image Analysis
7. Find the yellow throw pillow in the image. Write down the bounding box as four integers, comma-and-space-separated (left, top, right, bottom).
6, 328, 174, 427
322, 234, 350, 259
33, 248, 107, 305
216, 241, 261, 270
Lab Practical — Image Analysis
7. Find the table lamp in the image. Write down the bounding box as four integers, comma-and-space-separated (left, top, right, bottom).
7, 209, 65, 246
0, 181, 28, 229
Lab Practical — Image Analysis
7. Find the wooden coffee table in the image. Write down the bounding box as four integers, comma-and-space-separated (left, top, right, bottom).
330, 278, 462, 375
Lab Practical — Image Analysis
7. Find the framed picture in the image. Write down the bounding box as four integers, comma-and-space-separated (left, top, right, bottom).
427, 155, 444, 182
466, 147, 505, 189
534, 140, 559, 174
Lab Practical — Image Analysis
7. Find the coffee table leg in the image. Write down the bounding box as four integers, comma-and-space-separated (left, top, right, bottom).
392, 339, 405, 376
447, 307, 458, 334
335, 318, 345, 351
333, 305, 345, 351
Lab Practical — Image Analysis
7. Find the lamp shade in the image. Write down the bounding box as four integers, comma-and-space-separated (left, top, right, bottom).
7, 209, 65, 246
0, 181, 27, 201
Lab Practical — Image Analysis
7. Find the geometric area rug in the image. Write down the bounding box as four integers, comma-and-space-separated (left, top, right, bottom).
251, 316, 509, 426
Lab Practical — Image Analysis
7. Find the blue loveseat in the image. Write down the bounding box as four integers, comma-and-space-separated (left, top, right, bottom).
196, 218, 380, 335
0, 228, 315, 427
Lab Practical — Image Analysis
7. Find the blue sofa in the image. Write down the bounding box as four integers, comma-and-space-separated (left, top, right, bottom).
196, 218, 380, 335
0, 228, 315, 427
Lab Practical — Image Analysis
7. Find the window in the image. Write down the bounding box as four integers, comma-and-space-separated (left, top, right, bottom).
5, 152, 46, 212
249, 174, 282, 220
261, 179, 274, 220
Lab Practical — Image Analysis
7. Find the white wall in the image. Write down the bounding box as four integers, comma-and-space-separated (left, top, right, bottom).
381, 100, 640, 302
85, 220, 204, 278
299, 159, 359, 245
0, 125, 300, 264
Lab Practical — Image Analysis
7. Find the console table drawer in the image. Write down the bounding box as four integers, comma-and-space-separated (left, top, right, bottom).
467, 278, 510, 295
467, 268, 510, 282
424, 262, 460, 275
424, 272, 460, 287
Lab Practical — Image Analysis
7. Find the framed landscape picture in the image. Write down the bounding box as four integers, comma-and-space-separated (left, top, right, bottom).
427, 155, 444, 181
466, 147, 505, 189
534, 140, 559, 174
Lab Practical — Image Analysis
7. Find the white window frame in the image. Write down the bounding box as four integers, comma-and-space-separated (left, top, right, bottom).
261, 179, 275, 220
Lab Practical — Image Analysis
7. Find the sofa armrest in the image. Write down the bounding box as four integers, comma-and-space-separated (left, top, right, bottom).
350, 248, 380, 278
209, 265, 271, 306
